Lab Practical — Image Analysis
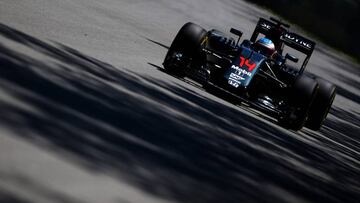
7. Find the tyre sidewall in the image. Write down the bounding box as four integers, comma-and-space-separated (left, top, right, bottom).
164, 22, 206, 72
281, 75, 318, 130
306, 78, 336, 130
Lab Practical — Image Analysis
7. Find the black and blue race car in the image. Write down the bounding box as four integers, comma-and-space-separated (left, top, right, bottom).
163, 17, 336, 131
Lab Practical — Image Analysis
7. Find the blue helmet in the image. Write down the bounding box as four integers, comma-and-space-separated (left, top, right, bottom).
254, 38, 276, 56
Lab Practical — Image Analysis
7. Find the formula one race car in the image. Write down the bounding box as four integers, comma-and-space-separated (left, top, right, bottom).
163, 17, 336, 131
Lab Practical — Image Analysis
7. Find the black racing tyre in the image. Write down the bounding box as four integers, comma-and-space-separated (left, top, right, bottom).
280, 75, 318, 130
305, 78, 336, 130
163, 22, 206, 76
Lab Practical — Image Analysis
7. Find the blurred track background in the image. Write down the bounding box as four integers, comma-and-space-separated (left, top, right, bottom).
0, 0, 359, 203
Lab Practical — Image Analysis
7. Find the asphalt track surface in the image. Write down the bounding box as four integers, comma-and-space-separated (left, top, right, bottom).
0, 1, 359, 203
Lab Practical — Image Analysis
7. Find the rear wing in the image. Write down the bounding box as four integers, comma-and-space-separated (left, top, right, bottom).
250, 17, 316, 74
250, 17, 316, 56
280, 32, 315, 56
250, 18, 280, 42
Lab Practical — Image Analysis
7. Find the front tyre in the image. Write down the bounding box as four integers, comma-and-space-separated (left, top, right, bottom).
163, 22, 206, 77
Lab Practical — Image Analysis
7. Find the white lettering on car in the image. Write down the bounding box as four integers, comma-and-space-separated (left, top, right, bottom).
231, 65, 252, 77
283, 33, 312, 49
260, 22, 271, 30
230, 73, 245, 81
228, 80, 240, 88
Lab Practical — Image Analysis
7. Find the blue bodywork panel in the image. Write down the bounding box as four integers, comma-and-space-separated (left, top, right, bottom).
224, 48, 266, 88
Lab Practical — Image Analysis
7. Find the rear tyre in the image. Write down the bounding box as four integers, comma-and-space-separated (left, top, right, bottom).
279, 75, 318, 130
163, 22, 206, 77
305, 78, 336, 130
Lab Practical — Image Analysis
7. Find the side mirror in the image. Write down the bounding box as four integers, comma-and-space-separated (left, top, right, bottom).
285, 53, 299, 63
230, 28, 243, 46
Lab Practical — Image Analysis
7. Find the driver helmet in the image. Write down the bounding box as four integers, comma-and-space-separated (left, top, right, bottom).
254, 38, 276, 57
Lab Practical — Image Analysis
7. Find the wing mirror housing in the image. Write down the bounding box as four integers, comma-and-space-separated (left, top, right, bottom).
285, 53, 299, 63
